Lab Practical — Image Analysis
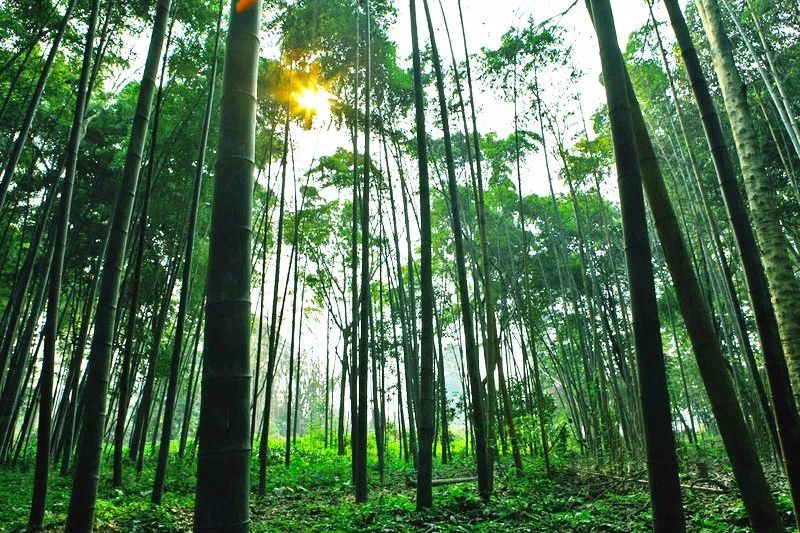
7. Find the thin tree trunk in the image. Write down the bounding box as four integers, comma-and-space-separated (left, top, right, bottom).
425, 0, 490, 502
251, 120, 278, 446
382, 133, 418, 465
354, 0, 372, 504
718, 0, 800, 160
28, 1, 101, 526
285, 222, 301, 467
0, 236, 54, 460
258, 109, 291, 495
324, 311, 330, 448
743, 0, 800, 151
407, 0, 435, 508
0, 23, 45, 133
0, 0, 80, 213
133, 254, 181, 473
348, 9, 361, 489
0, 180, 58, 387
434, 309, 449, 464
114, 111, 156, 480
179, 294, 204, 457
65, 0, 171, 525
152, 0, 222, 504
58, 230, 109, 475
646, 2, 782, 458
337, 334, 348, 456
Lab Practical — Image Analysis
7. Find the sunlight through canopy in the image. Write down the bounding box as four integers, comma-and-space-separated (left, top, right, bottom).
294, 85, 333, 117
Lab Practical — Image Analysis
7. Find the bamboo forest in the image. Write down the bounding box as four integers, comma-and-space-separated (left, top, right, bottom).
3, 0, 800, 530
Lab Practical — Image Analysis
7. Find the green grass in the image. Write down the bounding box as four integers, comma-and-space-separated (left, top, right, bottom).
0, 435, 794, 531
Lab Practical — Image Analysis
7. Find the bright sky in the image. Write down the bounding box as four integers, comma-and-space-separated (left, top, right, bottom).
284, 0, 659, 201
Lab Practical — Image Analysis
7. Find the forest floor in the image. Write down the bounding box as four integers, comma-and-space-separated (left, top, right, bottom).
1, 436, 795, 532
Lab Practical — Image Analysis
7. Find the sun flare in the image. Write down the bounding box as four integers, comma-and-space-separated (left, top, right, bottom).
295, 86, 333, 116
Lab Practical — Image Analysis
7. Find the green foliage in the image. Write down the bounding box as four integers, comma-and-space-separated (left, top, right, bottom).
3, 435, 788, 531
479, 131, 541, 184
481, 23, 566, 88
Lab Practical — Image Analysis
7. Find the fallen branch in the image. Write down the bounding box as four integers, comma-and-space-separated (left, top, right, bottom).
577, 470, 728, 494
405, 476, 478, 488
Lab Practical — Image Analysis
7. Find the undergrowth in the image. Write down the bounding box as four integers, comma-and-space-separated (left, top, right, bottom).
0, 435, 793, 531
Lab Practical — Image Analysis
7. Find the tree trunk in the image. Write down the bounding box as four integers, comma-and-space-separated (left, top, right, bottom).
587, 0, 685, 529
383, 134, 418, 465
28, 0, 101, 527
425, 0, 490, 502
719, 0, 800, 160
324, 310, 330, 448
623, 48, 783, 528
64, 0, 171, 525
337, 333, 348, 456
646, 2, 782, 458
179, 295, 204, 458
434, 309, 449, 464
116, 49, 171, 473
408, 0, 436, 508
285, 221, 301, 467
258, 110, 291, 495
0, 235, 54, 460
355, 0, 372, 504
348, 10, 361, 489
193, 0, 259, 529
58, 230, 109, 475
251, 122, 278, 446
0, 179, 58, 388
133, 258, 180, 473
697, 0, 800, 406
665, 1, 800, 523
